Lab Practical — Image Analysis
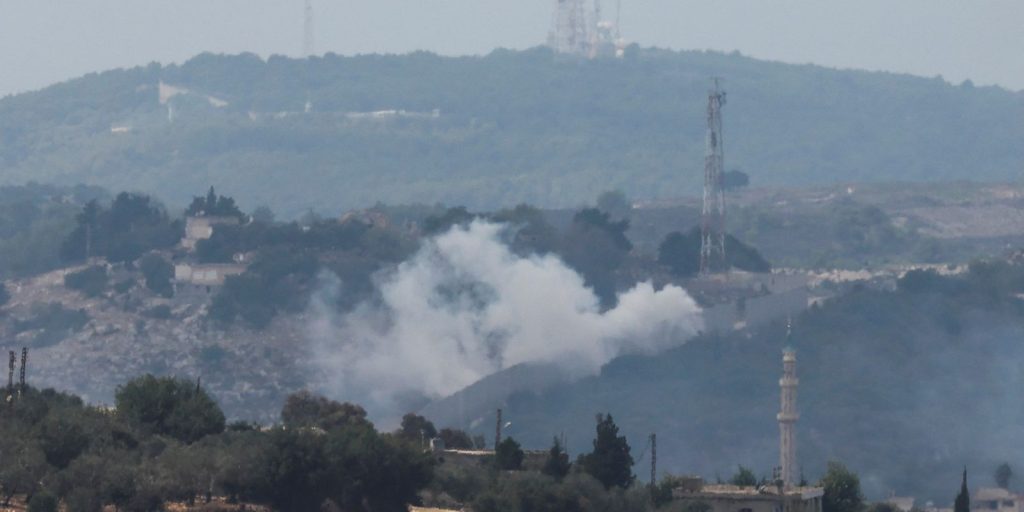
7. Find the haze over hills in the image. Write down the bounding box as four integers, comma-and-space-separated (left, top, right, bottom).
437, 263, 1024, 503
1, 47, 1022, 216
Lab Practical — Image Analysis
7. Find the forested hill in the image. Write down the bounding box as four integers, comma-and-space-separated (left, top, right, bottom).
1, 47, 1022, 215
493, 262, 1024, 503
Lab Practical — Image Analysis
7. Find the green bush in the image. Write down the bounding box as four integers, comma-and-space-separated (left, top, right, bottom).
112, 279, 135, 294
64, 265, 108, 297
27, 491, 58, 512
139, 254, 174, 297
142, 305, 172, 320
12, 302, 89, 347
495, 438, 524, 471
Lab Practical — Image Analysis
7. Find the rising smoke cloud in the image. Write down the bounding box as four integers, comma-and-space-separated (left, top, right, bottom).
308, 220, 703, 417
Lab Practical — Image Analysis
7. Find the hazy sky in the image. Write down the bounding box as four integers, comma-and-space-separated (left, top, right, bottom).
1, 1, 1022, 97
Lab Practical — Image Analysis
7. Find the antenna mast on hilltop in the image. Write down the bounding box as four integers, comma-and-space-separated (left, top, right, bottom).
700, 79, 727, 274
550, 0, 590, 56
303, 0, 316, 58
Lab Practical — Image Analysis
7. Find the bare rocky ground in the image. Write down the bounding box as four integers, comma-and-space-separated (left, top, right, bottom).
0, 265, 319, 423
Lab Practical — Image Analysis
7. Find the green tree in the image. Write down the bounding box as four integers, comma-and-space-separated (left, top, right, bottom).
658, 227, 771, 276
114, 375, 225, 443
36, 411, 90, 469
581, 413, 634, 489
423, 206, 476, 235
63, 265, 108, 297
731, 465, 758, 487
398, 413, 437, 445
251, 205, 276, 224
139, 253, 174, 297
280, 390, 371, 431
542, 437, 571, 480
596, 190, 631, 220
61, 193, 180, 264
439, 428, 474, 450
495, 437, 525, 471
561, 209, 633, 306
866, 504, 901, 512
723, 169, 751, 190
658, 230, 701, 277
955, 468, 970, 512
27, 491, 58, 512
187, 187, 244, 219
0, 438, 48, 507
257, 425, 433, 512
821, 461, 864, 512
996, 463, 1013, 490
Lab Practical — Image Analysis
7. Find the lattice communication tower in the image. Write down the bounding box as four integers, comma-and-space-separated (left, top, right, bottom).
550, 0, 591, 56
700, 79, 727, 274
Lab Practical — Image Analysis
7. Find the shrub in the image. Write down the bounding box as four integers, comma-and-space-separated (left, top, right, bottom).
13, 302, 89, 348
64, 265, 108, 297
112, 279, 135, 294
495, 438, 524, 471
142, 305, 172, 320
27, 491, 58, 512
139, 254, 174, 297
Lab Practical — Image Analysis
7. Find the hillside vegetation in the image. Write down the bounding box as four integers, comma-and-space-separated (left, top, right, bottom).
1, 48, 1021, 215
490, 261, 1024, 502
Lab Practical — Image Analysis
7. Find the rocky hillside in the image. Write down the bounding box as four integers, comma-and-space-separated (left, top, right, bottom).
1, 263, 313, 422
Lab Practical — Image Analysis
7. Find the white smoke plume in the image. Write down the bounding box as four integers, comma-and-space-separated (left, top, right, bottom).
308, 220, 703, 416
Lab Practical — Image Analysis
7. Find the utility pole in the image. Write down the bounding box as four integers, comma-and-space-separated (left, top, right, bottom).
700, 78, 727, 275
495, 408, 503, 449
6, 350, 14, 405
650, 433, 657, 489
18, 347, 27, 398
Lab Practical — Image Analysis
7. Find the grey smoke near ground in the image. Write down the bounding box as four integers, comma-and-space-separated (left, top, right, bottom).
307, 220, 703, 419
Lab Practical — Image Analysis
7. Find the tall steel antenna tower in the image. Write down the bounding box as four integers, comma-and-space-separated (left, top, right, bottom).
303, 0, 315, 58
778, 322, 799, 489
700, 78, 727, 274
18, 347, 27, 398
550, 0, 590, 56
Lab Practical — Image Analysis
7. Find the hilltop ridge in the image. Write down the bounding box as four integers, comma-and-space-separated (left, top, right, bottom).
1, 47, 1021, 215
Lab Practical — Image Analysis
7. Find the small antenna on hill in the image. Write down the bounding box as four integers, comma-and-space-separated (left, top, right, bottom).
303, 0, 316, 58
616, 0, 622, 40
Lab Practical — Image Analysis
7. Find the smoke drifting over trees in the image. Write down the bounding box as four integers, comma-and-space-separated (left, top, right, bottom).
307, 221, 703, 420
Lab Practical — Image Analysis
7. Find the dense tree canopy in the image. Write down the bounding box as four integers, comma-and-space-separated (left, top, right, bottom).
114, 374, 225, 443
821, 461, 864, 512
2, 49, 1021, 214
581, 414, 634, 489
60, 193, 181, 264
280, 390, 371, 431
186, 186, 245, 219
